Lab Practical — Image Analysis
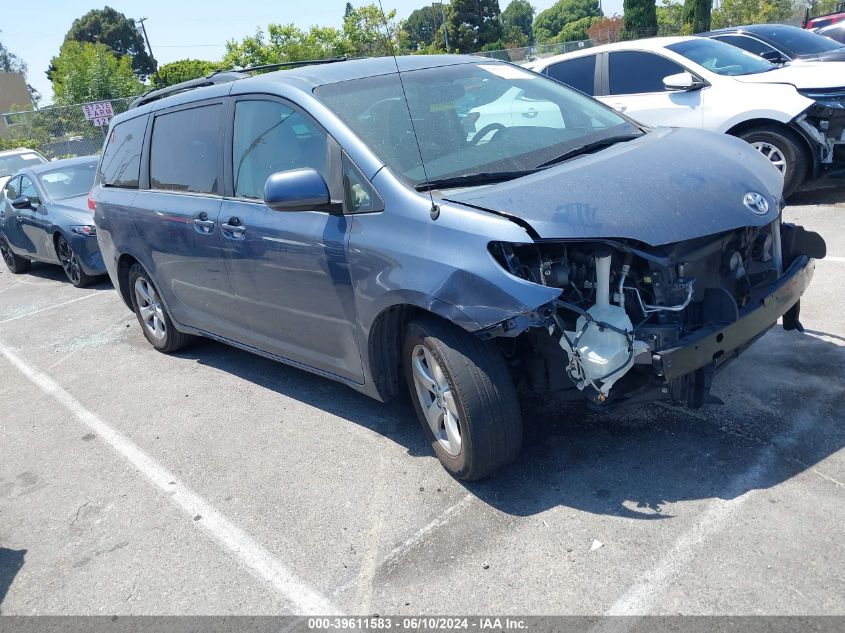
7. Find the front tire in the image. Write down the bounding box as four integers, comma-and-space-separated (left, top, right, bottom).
0, 234, 31, 274
739, 127, 808, 197
56, 235, 93, 288
128, 263, 192, 353
404, 315, 522, 481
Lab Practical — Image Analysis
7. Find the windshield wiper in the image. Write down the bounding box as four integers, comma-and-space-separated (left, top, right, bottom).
536, 134, 643, 169
414, 169, 539, 192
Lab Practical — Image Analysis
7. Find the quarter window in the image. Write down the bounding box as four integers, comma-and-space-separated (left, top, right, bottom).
545, 56, 597, 95
150, 104, 222, 195
19, 176, 40, 206
608, 51, 686, 95
3, 176, 19, 201
233, 100, 329, 201
100, 115, 146, 188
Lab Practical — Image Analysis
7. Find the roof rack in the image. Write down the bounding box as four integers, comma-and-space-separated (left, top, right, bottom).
129, 57, 349, 109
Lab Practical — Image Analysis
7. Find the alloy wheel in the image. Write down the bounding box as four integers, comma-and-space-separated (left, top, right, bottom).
58, 238, 82, 285
751, 141, 787, 174
134, 277, 167, 341
411, 344, 462, 456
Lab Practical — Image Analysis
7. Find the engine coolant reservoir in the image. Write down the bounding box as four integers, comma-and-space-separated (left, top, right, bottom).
573, 304, 635, 394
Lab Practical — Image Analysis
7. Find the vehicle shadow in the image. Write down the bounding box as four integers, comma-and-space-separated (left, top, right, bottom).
0, 547, 26, 614
178, 327, 844, 520
14, 261, 113, 289
790, 179, 845, 206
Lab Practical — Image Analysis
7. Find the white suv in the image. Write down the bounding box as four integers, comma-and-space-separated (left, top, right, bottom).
528, 36, 845, 194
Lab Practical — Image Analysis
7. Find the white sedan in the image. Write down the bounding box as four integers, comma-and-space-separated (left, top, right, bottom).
528, 36, 845, 194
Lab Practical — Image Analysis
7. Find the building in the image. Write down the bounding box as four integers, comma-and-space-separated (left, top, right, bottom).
0, 72, 33, 138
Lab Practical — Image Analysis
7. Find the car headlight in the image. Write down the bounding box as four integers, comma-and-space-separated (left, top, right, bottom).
70, 225, 97, 237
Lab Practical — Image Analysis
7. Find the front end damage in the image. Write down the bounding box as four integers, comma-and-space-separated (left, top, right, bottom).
480, 221, 825, 410
795, 88, 845, 168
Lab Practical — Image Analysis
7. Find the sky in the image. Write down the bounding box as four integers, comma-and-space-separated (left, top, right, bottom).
1, 0, 625, 107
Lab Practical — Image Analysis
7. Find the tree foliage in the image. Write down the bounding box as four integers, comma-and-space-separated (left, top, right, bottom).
445, 0, 503, 52
682, 0, 711, 33
501, 0, 536, 44
151, 59, 221, 89
623, 0, 659, 37
711, 0, 793, 27
61, 6, 155, 77
50, 41, 143, 105
533, 0, 603, 43
656, 0, 685, 33
343, 4, 397, 56
402, 6, 442, 51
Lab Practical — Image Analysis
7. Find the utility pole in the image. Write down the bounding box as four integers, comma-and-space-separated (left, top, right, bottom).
136, 17, 158, 73
433, 3, 449, 53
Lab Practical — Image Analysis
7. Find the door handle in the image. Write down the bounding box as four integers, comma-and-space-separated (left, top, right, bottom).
522, 108, 538, 119
221, 217, 246, 239
193, 218, 215, 229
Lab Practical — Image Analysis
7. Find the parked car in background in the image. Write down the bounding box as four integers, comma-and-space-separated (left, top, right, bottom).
818, 21, 845, 45
0, 156, 105, 287
93, 56, 824, 480
803, 2, 845, 30
528, 36, 845, 195
0, 148, 46, 191
701, 24, 845, 64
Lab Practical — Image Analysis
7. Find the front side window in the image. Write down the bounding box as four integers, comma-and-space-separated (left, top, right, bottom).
545, 55, 597, 95
608, 51, 686, 95
666, 38, 775, 76
19, 176, 40, 206
233, 100, 329, 200
713, 35, 778, 57
39, 161, 98, 200
100, 115, 146, 188
150, 104, 222, 195
315, 62, 637, 187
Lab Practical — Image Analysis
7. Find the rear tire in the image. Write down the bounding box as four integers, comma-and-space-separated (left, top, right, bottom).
56, 235, 93, 288
128, 263, 192, 353
403, 315, 522, 481
739, 127, 808, 197
0, 234, 31, 274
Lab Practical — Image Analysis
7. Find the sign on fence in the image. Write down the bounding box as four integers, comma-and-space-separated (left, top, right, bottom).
81, 101, 114, 127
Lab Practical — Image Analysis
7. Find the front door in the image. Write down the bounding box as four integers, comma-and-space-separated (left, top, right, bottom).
1, 176, 31, 255
18, 176, 55, 262
599, 51, 704, 129
219, 97, 363, 382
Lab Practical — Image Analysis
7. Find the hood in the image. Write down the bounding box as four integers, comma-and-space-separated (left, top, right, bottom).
51, 195, 94, 223
443, 127, 782, 246
734, 62, 845, 89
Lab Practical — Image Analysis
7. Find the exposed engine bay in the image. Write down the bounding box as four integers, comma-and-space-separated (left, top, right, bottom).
486, 220, 824, 410
797, 90, 845, 165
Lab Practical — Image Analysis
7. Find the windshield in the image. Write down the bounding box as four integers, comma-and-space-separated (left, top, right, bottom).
39, 161, 97, 200
315, 62, 639, 187
0, 152, 45, 177
752, 25, 843, 56
667, 38, 776, 75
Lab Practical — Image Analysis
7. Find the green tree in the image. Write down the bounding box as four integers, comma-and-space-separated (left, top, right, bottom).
682, 0, 711, 33
223, 24, 348, 68
50, 41, 144, 105
343, 4, 397, 56
402, 6, 441, 50
623, 0, 659, 37
502, 0, 536, 43
656, 0, 685, 33
711, 0, 792, 27
533, 0, 603, 43
150, 59, 221, 89
60, 6, 155, 77
446, 0, 503, 52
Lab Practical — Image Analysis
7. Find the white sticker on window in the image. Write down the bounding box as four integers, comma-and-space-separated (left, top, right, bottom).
477, 64, 534, 80
21, 153, 39, 160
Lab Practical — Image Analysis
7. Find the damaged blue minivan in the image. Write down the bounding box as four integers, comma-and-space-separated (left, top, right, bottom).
93, 55, 825, 480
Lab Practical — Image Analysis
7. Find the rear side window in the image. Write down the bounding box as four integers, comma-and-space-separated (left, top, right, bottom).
150, 104, 222, 195
608, 51, 685, 95
713, 34, 776, 56
545, 56, 596, 95
100, 115, 146, 188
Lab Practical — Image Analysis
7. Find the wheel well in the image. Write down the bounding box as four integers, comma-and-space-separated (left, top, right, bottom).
116, 254, 139, 310
368, 304, 423, 401
51, 231, 63, 256
725, 118, 815, 171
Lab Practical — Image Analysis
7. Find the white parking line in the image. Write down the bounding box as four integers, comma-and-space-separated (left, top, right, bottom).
0, 339, 341, 616
0, 290, 109, 324
599, 411, 817, 618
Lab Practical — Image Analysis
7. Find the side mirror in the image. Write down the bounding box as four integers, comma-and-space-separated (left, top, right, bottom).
264, 168, 338, 213
663, 71, 705, 92
760, 50, 788, 64
10, 196, 31, 210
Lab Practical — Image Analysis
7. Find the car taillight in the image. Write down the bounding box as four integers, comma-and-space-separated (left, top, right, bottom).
87, 194, 96, 211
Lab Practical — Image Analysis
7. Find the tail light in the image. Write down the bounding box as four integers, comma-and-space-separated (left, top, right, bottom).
87, 194, 96, 212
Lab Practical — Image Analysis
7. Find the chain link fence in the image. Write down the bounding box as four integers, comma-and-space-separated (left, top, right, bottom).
0, 96, 138, 159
